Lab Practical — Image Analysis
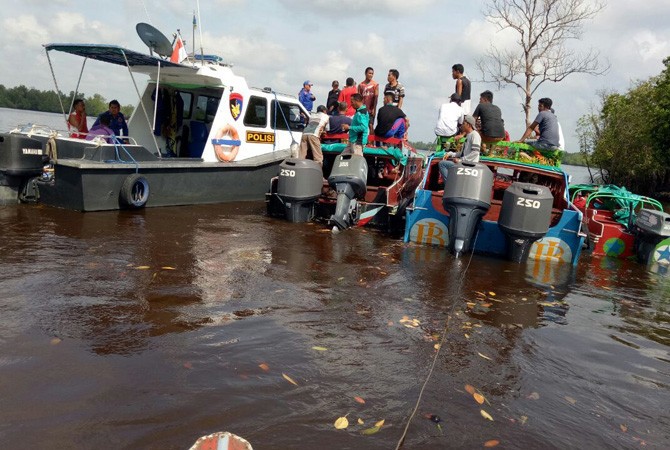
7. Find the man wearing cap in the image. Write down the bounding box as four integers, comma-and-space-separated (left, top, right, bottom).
435, 93, 464, 138
299, 105, 329, 165
438, 114, 481, 187
299, 80, 316, 113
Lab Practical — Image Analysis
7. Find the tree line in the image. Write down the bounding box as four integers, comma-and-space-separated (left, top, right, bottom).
577, 57, 670, 196
0, 84, 134, 118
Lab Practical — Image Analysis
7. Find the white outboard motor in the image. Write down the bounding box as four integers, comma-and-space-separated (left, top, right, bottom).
443, 161, 493, 256
634, 208, 670, 265
498, 182, 553, 263
274, 158, 323, 222
328, 154, 368, 230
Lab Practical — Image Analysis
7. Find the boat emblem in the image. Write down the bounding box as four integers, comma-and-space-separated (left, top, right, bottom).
602, 237, 626, 257
529, 237, 572, 263
409, 218, 449, 247
652, 239, 670, 265
230, 92, 243, 120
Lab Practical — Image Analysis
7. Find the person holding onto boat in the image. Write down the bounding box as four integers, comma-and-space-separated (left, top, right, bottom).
374, 92, 407, 140
384, 69, 405, 109
358, 67, 379, 134
452, 64, 472, 115
68, 98, 89, 139
299, 81, 316, 113
438, 115, 481, 186
299, 105, 329, 165
435, 93, 464, 138
517, 98, 561, 151
326, 80, 341, 115
472, 90, 505, 143
341, 94, 369, 156
338, 78, 358, 116
86, 115, 115, 143
93, 100, 129, 141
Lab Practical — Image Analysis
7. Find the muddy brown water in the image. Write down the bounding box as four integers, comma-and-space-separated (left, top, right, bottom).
0, 201, 668, 449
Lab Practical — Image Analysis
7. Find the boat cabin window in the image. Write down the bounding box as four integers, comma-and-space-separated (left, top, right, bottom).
244, 96, 268, 128
194, 95, 220, 124
179, 92, 193, 119
270, 100, 304, 131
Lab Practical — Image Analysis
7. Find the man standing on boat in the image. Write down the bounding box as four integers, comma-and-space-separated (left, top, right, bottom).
327, 81, 341, 115
438, 115, 481, 186
93, 100, 129, 141
299, 105, 329, 165
452, 64, 472, 115
517, 98, 560, 151
338, 78, 358, 116
341, 94, 369, 156
299, 81, 316, 113
358, 67, 379, 134
384, 69, 405, 109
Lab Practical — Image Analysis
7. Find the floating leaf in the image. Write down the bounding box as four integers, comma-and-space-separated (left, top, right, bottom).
478, 352, 492, 361
474, 393, 485, 404
488, 291, 496, 296
183, 362, 192, 369
484, 439, 500, 447
465, 384, 476, 395
337, 277, 345, 281
519, 415, 528, 425
354, 396, 366, 404
258, 363, 270, 372
282, 373, 298, 386
50, 337, 62, 345
434, 343, 441, 350
565, 396, 577, 405
480, 410, 494, 421
464, 333, 470, 339
360, 425, 381, 435
620, 424, 627, 433
527, 392, 540, 400
357, 418, 364, 425
312, 346, 328, 351
334, 416, 349, 429
135, 265, 150, 270
161, 266, 176, 270
375, 419, 385, 427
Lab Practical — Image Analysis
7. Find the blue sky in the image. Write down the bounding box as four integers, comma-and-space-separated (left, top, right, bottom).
1, 0, 669, 151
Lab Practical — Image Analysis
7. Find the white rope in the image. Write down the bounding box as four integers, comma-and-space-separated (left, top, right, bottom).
394, 230, 480, 449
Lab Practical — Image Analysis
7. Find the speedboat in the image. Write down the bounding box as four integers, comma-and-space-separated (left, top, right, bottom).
1, 23, 306, 211
569, 184, 670, 267
403, 139, 585, 265
266, 134, 424, 234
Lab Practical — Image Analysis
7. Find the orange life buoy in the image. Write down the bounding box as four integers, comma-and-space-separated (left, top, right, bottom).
212, 124, 241, 162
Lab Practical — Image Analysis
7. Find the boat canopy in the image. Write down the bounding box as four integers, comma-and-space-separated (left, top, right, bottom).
44, 44, 192, 70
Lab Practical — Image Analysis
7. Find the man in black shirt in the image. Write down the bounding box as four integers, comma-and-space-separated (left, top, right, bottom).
472, 90, 505, 143
374, 92, 407, 139
326, 80, 341, 115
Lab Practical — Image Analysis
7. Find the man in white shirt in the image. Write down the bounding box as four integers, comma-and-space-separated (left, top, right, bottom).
299, 105, 329, 164
435, 93, 464, 137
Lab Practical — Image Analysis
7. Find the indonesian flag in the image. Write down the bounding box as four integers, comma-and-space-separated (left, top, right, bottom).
170, 36, 187, 63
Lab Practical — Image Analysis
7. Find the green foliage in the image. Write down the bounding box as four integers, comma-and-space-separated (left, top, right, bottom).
0, 84, 134, 118
577, 59, 670, 195
408, 140, 436, 151
561, 152, 589, 166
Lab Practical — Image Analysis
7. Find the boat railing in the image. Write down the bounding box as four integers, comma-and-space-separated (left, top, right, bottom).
435, 136, 564, 168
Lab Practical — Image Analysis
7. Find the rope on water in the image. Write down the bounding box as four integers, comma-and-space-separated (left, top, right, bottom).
394, 230, 480, 450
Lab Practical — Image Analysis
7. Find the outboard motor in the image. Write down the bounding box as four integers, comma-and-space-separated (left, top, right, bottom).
498, 182, 553, 263
442, 161, 493, 256
328, 154, 368, 230
273, 158, 323, 222
634, 208, 670, 265
0, 133, 45, 204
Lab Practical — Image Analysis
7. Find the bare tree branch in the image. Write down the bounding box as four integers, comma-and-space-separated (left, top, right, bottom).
477, 0, 609, 125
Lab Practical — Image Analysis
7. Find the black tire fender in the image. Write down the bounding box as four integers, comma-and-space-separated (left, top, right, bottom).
120, 173, 150, 208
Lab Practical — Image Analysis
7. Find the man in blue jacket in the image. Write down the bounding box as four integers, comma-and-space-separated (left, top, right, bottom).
341, 93, 369, 156
93, 100, 128, 139
299, 80, 316, 112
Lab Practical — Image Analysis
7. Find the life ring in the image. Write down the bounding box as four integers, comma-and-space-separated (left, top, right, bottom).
212, 124, 241, 162
120, 173, 150, 208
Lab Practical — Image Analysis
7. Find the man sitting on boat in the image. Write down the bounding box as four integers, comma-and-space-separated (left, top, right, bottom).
299, 105, 329, 165
374, 92, 408, 141
517, 97, 560, 151
93, 100, 129, 141
438, 114, 481, 186
86, 115, 115, 143
435, 93, 464, 139
341, 93, 369, 156
323, 102, 352, 143
472, 90, 505, 143
68, 99, 89, 139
